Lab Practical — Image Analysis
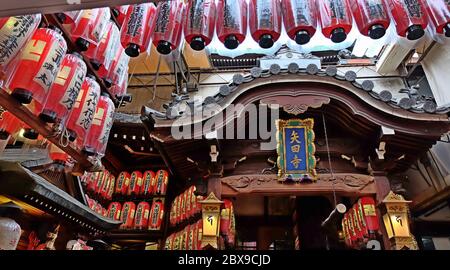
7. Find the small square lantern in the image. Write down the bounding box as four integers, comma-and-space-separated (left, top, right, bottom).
381, 191, 418, 250
199, 192, 223, 249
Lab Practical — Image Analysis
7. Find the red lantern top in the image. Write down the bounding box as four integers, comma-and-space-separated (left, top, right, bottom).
184, 0, 217, 51
153, 0, 185, 55
318, 0, 353, 43
249, 0, 282, 49
350, 0, 391, 39
216, 0, 248, 50
388, 0, 429, 40
426, 0, 450, 36
281, 0, 318, 45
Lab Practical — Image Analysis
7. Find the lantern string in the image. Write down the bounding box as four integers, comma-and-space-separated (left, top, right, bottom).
322, 111, 337, 208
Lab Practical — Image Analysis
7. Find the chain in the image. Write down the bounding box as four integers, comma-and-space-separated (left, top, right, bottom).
322, 111, 337, 207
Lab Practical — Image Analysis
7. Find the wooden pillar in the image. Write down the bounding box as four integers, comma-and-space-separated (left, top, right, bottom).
372, 170, 392, 250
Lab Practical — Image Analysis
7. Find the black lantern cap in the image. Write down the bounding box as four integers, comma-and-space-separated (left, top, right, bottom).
86, 73, 96, 80
67, 129, 77, 142
331, 28, 347, 43
23, 128, 39, 140
156, 41, 172, 55
125, 43, 140, 58
11, 88, 33, 104
82, 146, 96, 156
407, 25, 425, 40
224, 35, 240, 50
55, 13, 67, 24
39, 109, 57, 124
0, 131, 10, 140
47, 25, 63, 35
369, 24, 386, 40
111, 8, 120, 18
259, 34, 274, 49
103, 78, 113, 88
444, 23, 450, 37
90, 61, 102, 71
295, 30, 311, 45
76, 38, 90, 51
190, 37, 206, 51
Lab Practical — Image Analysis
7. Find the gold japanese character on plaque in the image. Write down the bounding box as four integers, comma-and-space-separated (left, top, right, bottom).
291, 145, 301, 153
290, 130, 300, 144
291, 155, 302, 169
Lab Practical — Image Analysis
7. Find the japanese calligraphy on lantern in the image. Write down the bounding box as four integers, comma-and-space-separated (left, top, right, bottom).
276, 118, 316, 181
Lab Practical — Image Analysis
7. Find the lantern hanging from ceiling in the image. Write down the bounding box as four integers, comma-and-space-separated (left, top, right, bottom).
109, 68, 128, 99
107, 202, 122, 221
152, 0, 185, 55
8, 27, 67, 105
39, 53, 87, 124
317, 0, 353, 43
121, 3, 156, 57
426, 0, 450, 37
170, 200, 176, 226
148, 199, 164, 230
99, 171, 112, 198
95, 171, 109, 195
112, 5, 130, 26
184, 0, 217, 51
388, 0, 429, 40
101, 46, 130, 88
175, 195, 181, 224
121, 201, 136, 229
83, 93, 114, 156
0, 14, 41, 73
350, 0, 391, 39
106, 174, 116, 201
87, 172, 101, 193
281, 0, 318, 45
134, 202, 150, 230
65, 75, 100, 145
48, 143, 69, 170
249, 0, 282, 49
71, 8, 111, 51
115, 171, 131, 196
0, 111, 23, 140
216, 0, 248, 50
180, 190, 187, 222
141, 170, 155, 197
153, 169, 169, 195
56, 10, 81, 27
359, 197, 380, 237
95, 95, 115, 158
185, 188, 192, 220
128, 171, 143, 197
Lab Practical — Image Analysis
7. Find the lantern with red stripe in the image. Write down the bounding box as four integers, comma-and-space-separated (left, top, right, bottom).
100, 171, 111, 199
48, 143, 69, 171
120, 202, 136, 229
351, 206, 364, 243
106, 174, 116, 201
86, 196, 95, 210
96, 95, 115, 158
109, 70, 128, 98
8, 27, 67, 105
426, 0, 450, 37
350, 0, 391, 39
249, 0, 282, 49
184, 0, 216, 51
87, 172, 101, 193
0, 14, 41, 73
0, 111, 23, 140
71, 8, 111, 51
95, 171, 109, 195
180, 190, 187, 222
182, 226, 189, 250
83, 93, 114, 156
152, 0, 185, 55
170, 200, 176, 226
148, 199, 165, 230
220, 199, 233, 236
108, 202, 122, 220
141, 170, 155, 197
346, 211, 357, 246
359, 197, 380, 237
165, 234, 174, 250
216, 0, 248, 49
153, 169, 169, 195
185, 188, 192, 220
388, 0, 429, 40
318, 0, 353, 43
94, 201, 103, 215
56, 11, 81, 27
175, 196, 182, 224
196, 219, 203, 250
191, 223, 198, 250
128, 171, 143, 197
39, 53, 87, 124
281, 0, 318, 45
121, 3, 156, 57
65, 75, 100, 146
134, 202, 150, 230
355, 201, 369, 239
115, 171, 131, 196
342, 214, 351, 247
189, 186, 197, 217
100, 46, 130, 88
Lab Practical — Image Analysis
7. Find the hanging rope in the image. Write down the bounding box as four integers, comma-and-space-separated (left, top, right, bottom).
322, 111, 337, 208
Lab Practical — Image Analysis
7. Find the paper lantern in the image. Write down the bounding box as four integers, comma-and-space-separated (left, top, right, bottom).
128, 171, 143, 196
359, 197, 380, 234
107, 202, 122, 221
185, 188, 192, 220
109, 70, 128, 98
106, 174, 116, 201
184, 0, 216, 51
216, 0, 248, 49
71, 8, 110, 51
8, 27, 67, 105
0, 217, 21, 250
281, 0, 318, 45
121, 202, 136, 229
196, 219, 203, 250
350, 0, 391, 39
388, 0, 429, 40
100, 46, 130, 88
121, 3, 156, 57
0, 14, 41, 72
180, 190, 187, 222
39, 53, 87, 124
249, 0, 282, 48
152, 0, 185, 55
56, 10, 81, 27
170, 200, 177, 226
65, 75, 100, 146
141, 170, 155, 196
189, 186, 197, 217
318, 0, 353, 43
100, 171, 112, 199
148, 199, 164, 230
134, 202, 150, 230
115, 171, 131, 195
95, 171, 109, 194
112, 5, 130, 26
87, 172, 101, 193
0, 111, 23, 140
48, 143, 69, 170
427, 0, 450, 37
153, 169, 169, 195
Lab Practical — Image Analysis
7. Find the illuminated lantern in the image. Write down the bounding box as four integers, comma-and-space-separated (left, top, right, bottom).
128, 171, 143, 196
196, 195, 204, 215
175, 196, 181, 224
100, 46, 130, 88
112, 6, 130, 26
48, 143, 69, 170
184, 0, 216, 51
185, 188, 192, 220
107, 202, 122, 221
220, 199, 232, 236
121, 3, 156, 57
0, 111, 23, 140
172, 232, 181, 250
39, 53, 87, 124
249, 0, 282, 49
134, 202, 150, 230
71, 8, 111, 51
0, 14, 41, 72
121, 202, 136, 229
350, 0, 391, 39
191, 223, 198, 250
100, 171, 111, 198
106, 174, 116, 201
83, 93, 114, 156
152, 0, 185, 55
427, 0, 450, 37
148, 199, 164, 230
388, 0, 429, 40
153, 169, 169, 195
189, 186, 197, 217
95, 171, 109, 194
165, 234, 174, 250
141, 170, 155, 197
216, 0, 248, 49
87, 172, 100, 193
181, 226, 189, 250
115, 171, 131, 195
94, 201, 103, 215
342, 215, 351, 247
65, 75, 100, 145
281, 0, 317, 45
196, 219, 203, 250
8, 27, 67, 105
359, 197, 380, 236
317, 0, 353, 43
170, 200, 177, 226
180, 191, 186, 222
56, 10, 81, 27
352, 205, 364, 242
